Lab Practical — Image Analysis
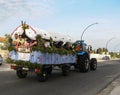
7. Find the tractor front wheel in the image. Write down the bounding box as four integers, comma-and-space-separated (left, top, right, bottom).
90, 58, 97, 70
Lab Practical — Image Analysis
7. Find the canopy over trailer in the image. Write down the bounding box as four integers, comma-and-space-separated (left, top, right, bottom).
11, 22, 74, 43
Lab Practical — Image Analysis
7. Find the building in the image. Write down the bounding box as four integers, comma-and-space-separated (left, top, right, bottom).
0, 37, 6, 46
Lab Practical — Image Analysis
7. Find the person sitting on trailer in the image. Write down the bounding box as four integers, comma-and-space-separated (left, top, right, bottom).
15, 35, 25, 51
24, 38, 30, 49
56, 41, 64, 48
17, 35, 25, 46
29, 40, 38, 47
23, 38, 31, 52
13, 33, 19, 46
63, 42, 72, 50
44, 41, 51, 48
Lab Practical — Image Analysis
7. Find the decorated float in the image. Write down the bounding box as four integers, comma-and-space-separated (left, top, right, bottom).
8, 21, 97, 82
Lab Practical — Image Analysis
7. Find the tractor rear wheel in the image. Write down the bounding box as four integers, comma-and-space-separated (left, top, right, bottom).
77, 54, 90, 72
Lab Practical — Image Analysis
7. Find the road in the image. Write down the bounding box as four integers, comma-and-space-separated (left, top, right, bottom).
0, 60, 120, 95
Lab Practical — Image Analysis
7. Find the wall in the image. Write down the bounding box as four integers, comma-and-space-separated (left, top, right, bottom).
90, 53, 111, 60
0, 49, 9, 60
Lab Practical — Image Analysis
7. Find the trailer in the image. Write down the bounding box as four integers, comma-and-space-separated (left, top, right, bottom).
9, 22, 97, 82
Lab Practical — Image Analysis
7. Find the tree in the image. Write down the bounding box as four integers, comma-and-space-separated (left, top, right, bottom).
1, 34, 12, 50
96, 48, 103, 54
4, 34, 12, 45
96, 48, 108, 54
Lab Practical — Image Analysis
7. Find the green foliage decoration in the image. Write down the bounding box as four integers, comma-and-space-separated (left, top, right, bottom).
6, 58, 14, 64
6, 58, 43, 68
31, 35, 76, 55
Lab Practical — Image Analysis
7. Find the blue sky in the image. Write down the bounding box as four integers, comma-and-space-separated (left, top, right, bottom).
0, 0, 120, 52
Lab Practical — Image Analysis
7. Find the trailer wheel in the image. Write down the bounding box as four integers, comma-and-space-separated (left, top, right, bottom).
62, 64, 70, 76
47, 66, 52, 75
37, 71, 48, 82
90, 58, 97, 70
16, 70, 27, 78
78, 55, 90, 72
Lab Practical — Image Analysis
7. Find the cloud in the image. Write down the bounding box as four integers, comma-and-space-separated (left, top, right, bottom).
0, 0, 54, 21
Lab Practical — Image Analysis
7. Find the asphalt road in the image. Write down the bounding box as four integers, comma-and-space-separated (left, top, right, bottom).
0, 60, 120, 95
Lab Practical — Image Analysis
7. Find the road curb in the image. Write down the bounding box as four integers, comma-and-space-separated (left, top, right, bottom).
97, 74, 120, 95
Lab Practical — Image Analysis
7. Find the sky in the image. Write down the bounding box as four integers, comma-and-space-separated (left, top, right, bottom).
0, 0, 120, 52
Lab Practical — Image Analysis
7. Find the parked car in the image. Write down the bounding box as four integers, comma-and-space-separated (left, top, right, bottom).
0, 54, 3, 65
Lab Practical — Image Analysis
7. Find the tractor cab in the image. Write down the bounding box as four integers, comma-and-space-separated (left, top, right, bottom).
75, 40, 93, 53
75, 40, 87, 52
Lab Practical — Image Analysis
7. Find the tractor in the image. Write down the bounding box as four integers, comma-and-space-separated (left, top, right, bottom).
74, 40, 97, 72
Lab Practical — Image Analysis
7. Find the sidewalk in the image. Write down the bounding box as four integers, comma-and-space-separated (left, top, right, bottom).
0, 62, 12, 71
98, 75, 120, 95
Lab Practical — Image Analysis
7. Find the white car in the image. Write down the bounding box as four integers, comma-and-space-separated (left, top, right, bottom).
0, 55, 3, 65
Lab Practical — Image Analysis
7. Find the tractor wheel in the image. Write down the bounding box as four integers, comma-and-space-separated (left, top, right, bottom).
37, 71, 48, 82
62, 64, 70, 76
16, 70, 27, 78
78, 55, 90, 72
90, 58, 97, 70
47, 66, 52, 75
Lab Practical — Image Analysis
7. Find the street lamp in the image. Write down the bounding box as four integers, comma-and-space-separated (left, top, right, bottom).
106, 37, 115, 52
113, 43, 120, 52
81, 22, 98, 41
